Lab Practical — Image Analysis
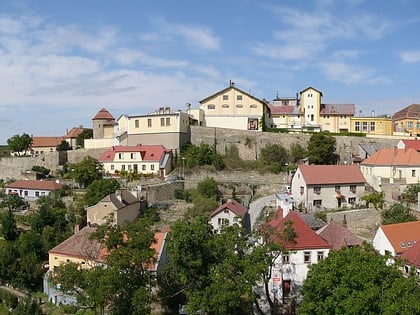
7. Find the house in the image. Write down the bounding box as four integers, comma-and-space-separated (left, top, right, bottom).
98, 144, 172, 178
266, 87, 355, 133
396, 139, 420, 152
316, 220, 363, 249
44, 226, 168, 305
400, 241, 420, 276
373, 221, 420, 257
30, 136, 65, 155
5, 179, 62, 201
209, 199, 249, 232
64, 125, 91, 149
360, 147, 420, 190
198, 81, 268, 131
266, 208, 331, 302
392, 103, 420, 137
349, 114, 393, 136
291, 165, 366, 210
117, 107, 193, 152
86, 190, 145, 226
84, 108, 118, 149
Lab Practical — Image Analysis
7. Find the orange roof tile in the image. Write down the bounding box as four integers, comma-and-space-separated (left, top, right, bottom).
99, 144, 168, 163
361, 148, 420, 166
93, 108, 115, 120
380, 221, 420, 255
401, 139, 420, 152
210, 199, 247, 218
65, 127, 88, 139
299, 165, 365, 185
6, 180, 62, 191
31, 136, 64, 147
401, 241, 420, 268
267, 208, 331, 250
316, 221, 362, 249
392, 104, 420, 121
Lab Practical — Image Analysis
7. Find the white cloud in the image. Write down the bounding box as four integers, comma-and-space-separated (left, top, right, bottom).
332, 50, 360, 59
113, 48, 189, 67
400, 51, 420, 63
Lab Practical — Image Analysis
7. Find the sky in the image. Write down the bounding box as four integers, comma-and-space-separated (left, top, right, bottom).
0, 0, 420, 144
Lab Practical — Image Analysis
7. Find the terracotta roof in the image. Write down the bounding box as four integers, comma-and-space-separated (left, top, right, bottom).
298, 165, 366, 185
267, 104, 300, 115
320, 104, 355, 115
267, 208, 331, 250
361, 148, 420, 166
210, 199, 248, 218
31, 136, 64, 147
98, 145, 168, 163
380, 221, 420, 255
148, 231, 168, 272
93, 108, 115, 121
6, 180, 62, 191
49, 226, 107, 263
401, 139, 420, 151
65, 127, 88, 139
316, 221, 362, 249
392, 104, 420, 121
401, 241, 420, 268
199, 84, 265, 106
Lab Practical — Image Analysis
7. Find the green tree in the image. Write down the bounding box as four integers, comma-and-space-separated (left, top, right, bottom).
299, 244, 420, 314
402, 183, 420, 203
0, 240, 18, 283
289, 143, 307, 164
7, 133, 33, 155
56, 140, 72, 151
361, 191, 385, 210
0, 194, 25, 211
31, 165, 51, 179
13, 295, 43, 315
196, 176, 220, 200
0, 209, 18, 241
183, 143, 225, 170
84, 178, 121, 206
381, 202, 417, 225
259, 144, 288, 173
76, 129, 93, 148
307, 132, 338, 164
71, 156, 104, 188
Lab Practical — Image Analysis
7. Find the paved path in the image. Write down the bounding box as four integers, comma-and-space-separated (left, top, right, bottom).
248, 194, 276, 229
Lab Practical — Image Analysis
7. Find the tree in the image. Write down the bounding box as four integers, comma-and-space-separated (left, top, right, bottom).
0, 209, 18, 241
299, 244, 420, 314
71, 156, 104, 188
196, 176, 220, 200
289, 143, 307, 164
7, 133, 32, 155
183, 143, 225, 170
307, 132, 338, 164
84, 178, 121, 206
31, 165, 51, 179
381, 202, 417, 225
402, 183, 420, 203
56, 140, 72, 151
361, 191, 385, 210
76, 129, 93, 148
259, 144, 288, 173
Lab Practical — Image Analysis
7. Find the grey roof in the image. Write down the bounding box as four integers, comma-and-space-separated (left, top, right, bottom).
359, 143, 379, 156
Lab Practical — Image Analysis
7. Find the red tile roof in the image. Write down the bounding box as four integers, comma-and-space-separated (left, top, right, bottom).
93, 108, 115, 120
210, 199, 247, 218
401, 241, 420, 268
31, 136, 64, 147
98, 145, 168, 163
267, 209, 331, 250
361, 148, 420, 166
298, 165, 366, 185
380, 221, 420, 255
392, 104, 420, 121
401, 139, 420, 152
65, 127, 87, 139
6, 180, 62, 191
267, 104, 299, 115
316, 221, 362, 249
320, 104, 355, 115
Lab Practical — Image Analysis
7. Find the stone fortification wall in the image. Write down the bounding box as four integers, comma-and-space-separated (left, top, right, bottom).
190, 126, 399, 163
145, 181, 184, 206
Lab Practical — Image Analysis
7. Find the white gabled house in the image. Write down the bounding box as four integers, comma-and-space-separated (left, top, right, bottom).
5, 179, 62, 201
209, 199, 249, 232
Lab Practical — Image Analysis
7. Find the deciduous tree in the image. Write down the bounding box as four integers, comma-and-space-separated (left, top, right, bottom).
381, 202, 417, 225
84, 178, 121, 206
7, 133, 33, 155
307, 132, 338, 164
71, 156, 104, 188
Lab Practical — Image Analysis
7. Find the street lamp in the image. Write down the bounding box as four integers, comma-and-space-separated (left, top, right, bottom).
182, 157, 185, 179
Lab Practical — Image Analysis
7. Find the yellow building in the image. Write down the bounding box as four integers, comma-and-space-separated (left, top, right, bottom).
392, 104, 420, 137
350, 115, 393, 136
199, 81, 268, 131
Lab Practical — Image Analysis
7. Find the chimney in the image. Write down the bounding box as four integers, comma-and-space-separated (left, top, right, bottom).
116, 190, 122, 202
230, 80, 234, 87
74, 224, 80, 234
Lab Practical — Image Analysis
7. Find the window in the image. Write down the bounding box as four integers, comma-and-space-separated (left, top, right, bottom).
41, 192, 45, 196
35, 191, 40, 197
350, 185, 356, 193
370, 122, 375, 132
148, 119, 152, 127
236, 104, 243, 108
313, 186, 321, 194
237, 95, 242, 100
304, 251, 311, 263
118, 153, 124, 159
142, 165, 146, 171
160, 118, 165, 126
282, 254, 290, 264
412, 170, 416, 177
317, 251, 324, 262
355, 121, 360, 131
335, 185, 341, 192
223, 95, 228, 100
110, 165, 114, 170
348, 197, 356, 205
121, 165, 125, 171
407, 121, 413, 129
135, 119, 139, 128
208, 104, 215, 110
128, 165, 132, 171
131, 153, 136, 159
250, 104, 258, 108
151, 165, 155, 170
222, 104, 229, 108
218, 218, 229, 226
362, 122, 368, 131
311, 114, 314, 121
313, 200, 322, 207
300, 186, 304, 195
417, 122, 420, 129
24, 191, 28, 196
166, 117, 170, 126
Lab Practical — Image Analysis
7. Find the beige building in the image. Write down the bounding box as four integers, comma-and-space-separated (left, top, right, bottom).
117, 107, 192, 151
98, 144, 172, 178
198, 81, 268, 131
86, 190, 144, 226
85, 108, 118, 149
392, 103, 420, 137
266, 87, 355, 133
350, 115, 393, 136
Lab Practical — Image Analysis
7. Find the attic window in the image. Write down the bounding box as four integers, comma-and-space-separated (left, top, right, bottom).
400, 242, 406, 248
407, 241, 413, 247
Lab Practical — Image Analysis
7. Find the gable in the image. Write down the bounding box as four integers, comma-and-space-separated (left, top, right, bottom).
380, 221, 420, 255
210, 200, 247, 218
200, 84, 265, 106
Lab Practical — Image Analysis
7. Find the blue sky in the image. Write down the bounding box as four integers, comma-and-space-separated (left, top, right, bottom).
1, 0, 420, 144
